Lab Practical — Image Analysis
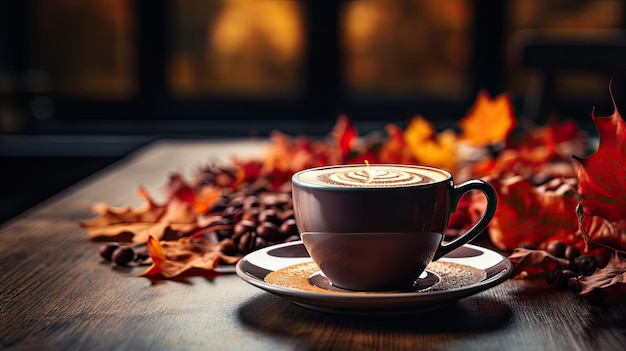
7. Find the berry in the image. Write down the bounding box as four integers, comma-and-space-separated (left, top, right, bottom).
99, 243, 120, 261
574, 255, 599, 276
546, 241, 566, 258
564, 245, 581, 260
112, 246, 135, 266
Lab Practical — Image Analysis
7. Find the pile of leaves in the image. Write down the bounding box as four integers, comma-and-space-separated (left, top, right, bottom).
81, 90, 626, 302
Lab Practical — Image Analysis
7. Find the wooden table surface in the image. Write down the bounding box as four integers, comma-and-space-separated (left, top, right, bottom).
1, 139, 625, 351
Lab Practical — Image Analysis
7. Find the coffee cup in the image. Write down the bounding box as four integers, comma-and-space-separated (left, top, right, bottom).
291, 164, 497, 291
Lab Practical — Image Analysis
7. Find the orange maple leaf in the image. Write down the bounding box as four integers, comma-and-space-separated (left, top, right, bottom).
81, 175, 212, 243
140, 235, 167, 277
404, 115, 457, 171
140, 235, 240, 279
459, 90, 517, 147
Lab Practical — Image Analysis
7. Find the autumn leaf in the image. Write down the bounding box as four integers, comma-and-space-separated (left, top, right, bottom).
81, 174, 213, 243
573, 96, 626, 223
574, 252, 626, 297
508, 248, 571, 279
404, 115, 457, 171
472, 119, 582, 181
459, 90, 517, 147
506, 118, 581, 156
232, 160, 263, 191
140, 235, 167, 277
80, 186, 168, 242
140, 235, 240, 279
487, 176, 580, 251
378, 124, 415, 164
82, 187, 164, 227
576, 203, 626, 254
332, 114, 359, 159
262, 131, 294, 174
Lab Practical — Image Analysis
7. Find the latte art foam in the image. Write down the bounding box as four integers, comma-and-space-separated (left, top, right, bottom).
319, 168, 433, 187
295, 165, 448, 188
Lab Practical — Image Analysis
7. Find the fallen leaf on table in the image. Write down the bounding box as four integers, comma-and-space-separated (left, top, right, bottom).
140, 235, 240, 279
574, 252, 626, 296
508, 248, 571, 279
80, 174, 217, 243
80, 186, 168, 242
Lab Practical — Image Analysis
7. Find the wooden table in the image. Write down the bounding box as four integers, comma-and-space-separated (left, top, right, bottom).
1, 139, 625, 351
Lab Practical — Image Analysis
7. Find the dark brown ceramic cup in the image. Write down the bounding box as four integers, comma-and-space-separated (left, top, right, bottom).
292, 164, 497, 291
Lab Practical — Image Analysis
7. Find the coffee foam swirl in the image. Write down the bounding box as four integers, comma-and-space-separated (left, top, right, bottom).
295, 165, 449, 188
320, 168, 431, 187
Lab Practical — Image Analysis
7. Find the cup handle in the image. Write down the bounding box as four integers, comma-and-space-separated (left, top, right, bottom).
432, 179, 497, 261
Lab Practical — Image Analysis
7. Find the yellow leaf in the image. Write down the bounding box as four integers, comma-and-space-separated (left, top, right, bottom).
403, 116, 457, 171
459, 90, 517, 147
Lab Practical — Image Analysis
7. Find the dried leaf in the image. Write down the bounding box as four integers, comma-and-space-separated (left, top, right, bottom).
80, 187, 169, 242
140, 235, 240, 279
508, 248, 571, 279
140, 235, 166, 277
575, 252, 626, 296
459, 90, 516, 147
576, 205, 626, 254
80, 175, 214, 243
81, 187, 165, 229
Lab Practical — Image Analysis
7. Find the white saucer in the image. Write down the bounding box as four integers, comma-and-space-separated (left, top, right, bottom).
236, 241, 512, 315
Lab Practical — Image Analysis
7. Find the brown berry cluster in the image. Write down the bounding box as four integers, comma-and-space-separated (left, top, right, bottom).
544, 241, 604, 303
99, 243, 147, 266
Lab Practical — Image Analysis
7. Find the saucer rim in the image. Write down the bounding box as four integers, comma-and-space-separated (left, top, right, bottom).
235, 241, 512, 314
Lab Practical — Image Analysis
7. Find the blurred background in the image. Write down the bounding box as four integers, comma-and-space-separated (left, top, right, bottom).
2, 0, 626, 222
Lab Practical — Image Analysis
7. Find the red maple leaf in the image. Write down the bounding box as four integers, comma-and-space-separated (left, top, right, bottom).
377, 124, 416, 164
332, 114, 358, 159
486, 176, 581, 251
574, 95, 626, 223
